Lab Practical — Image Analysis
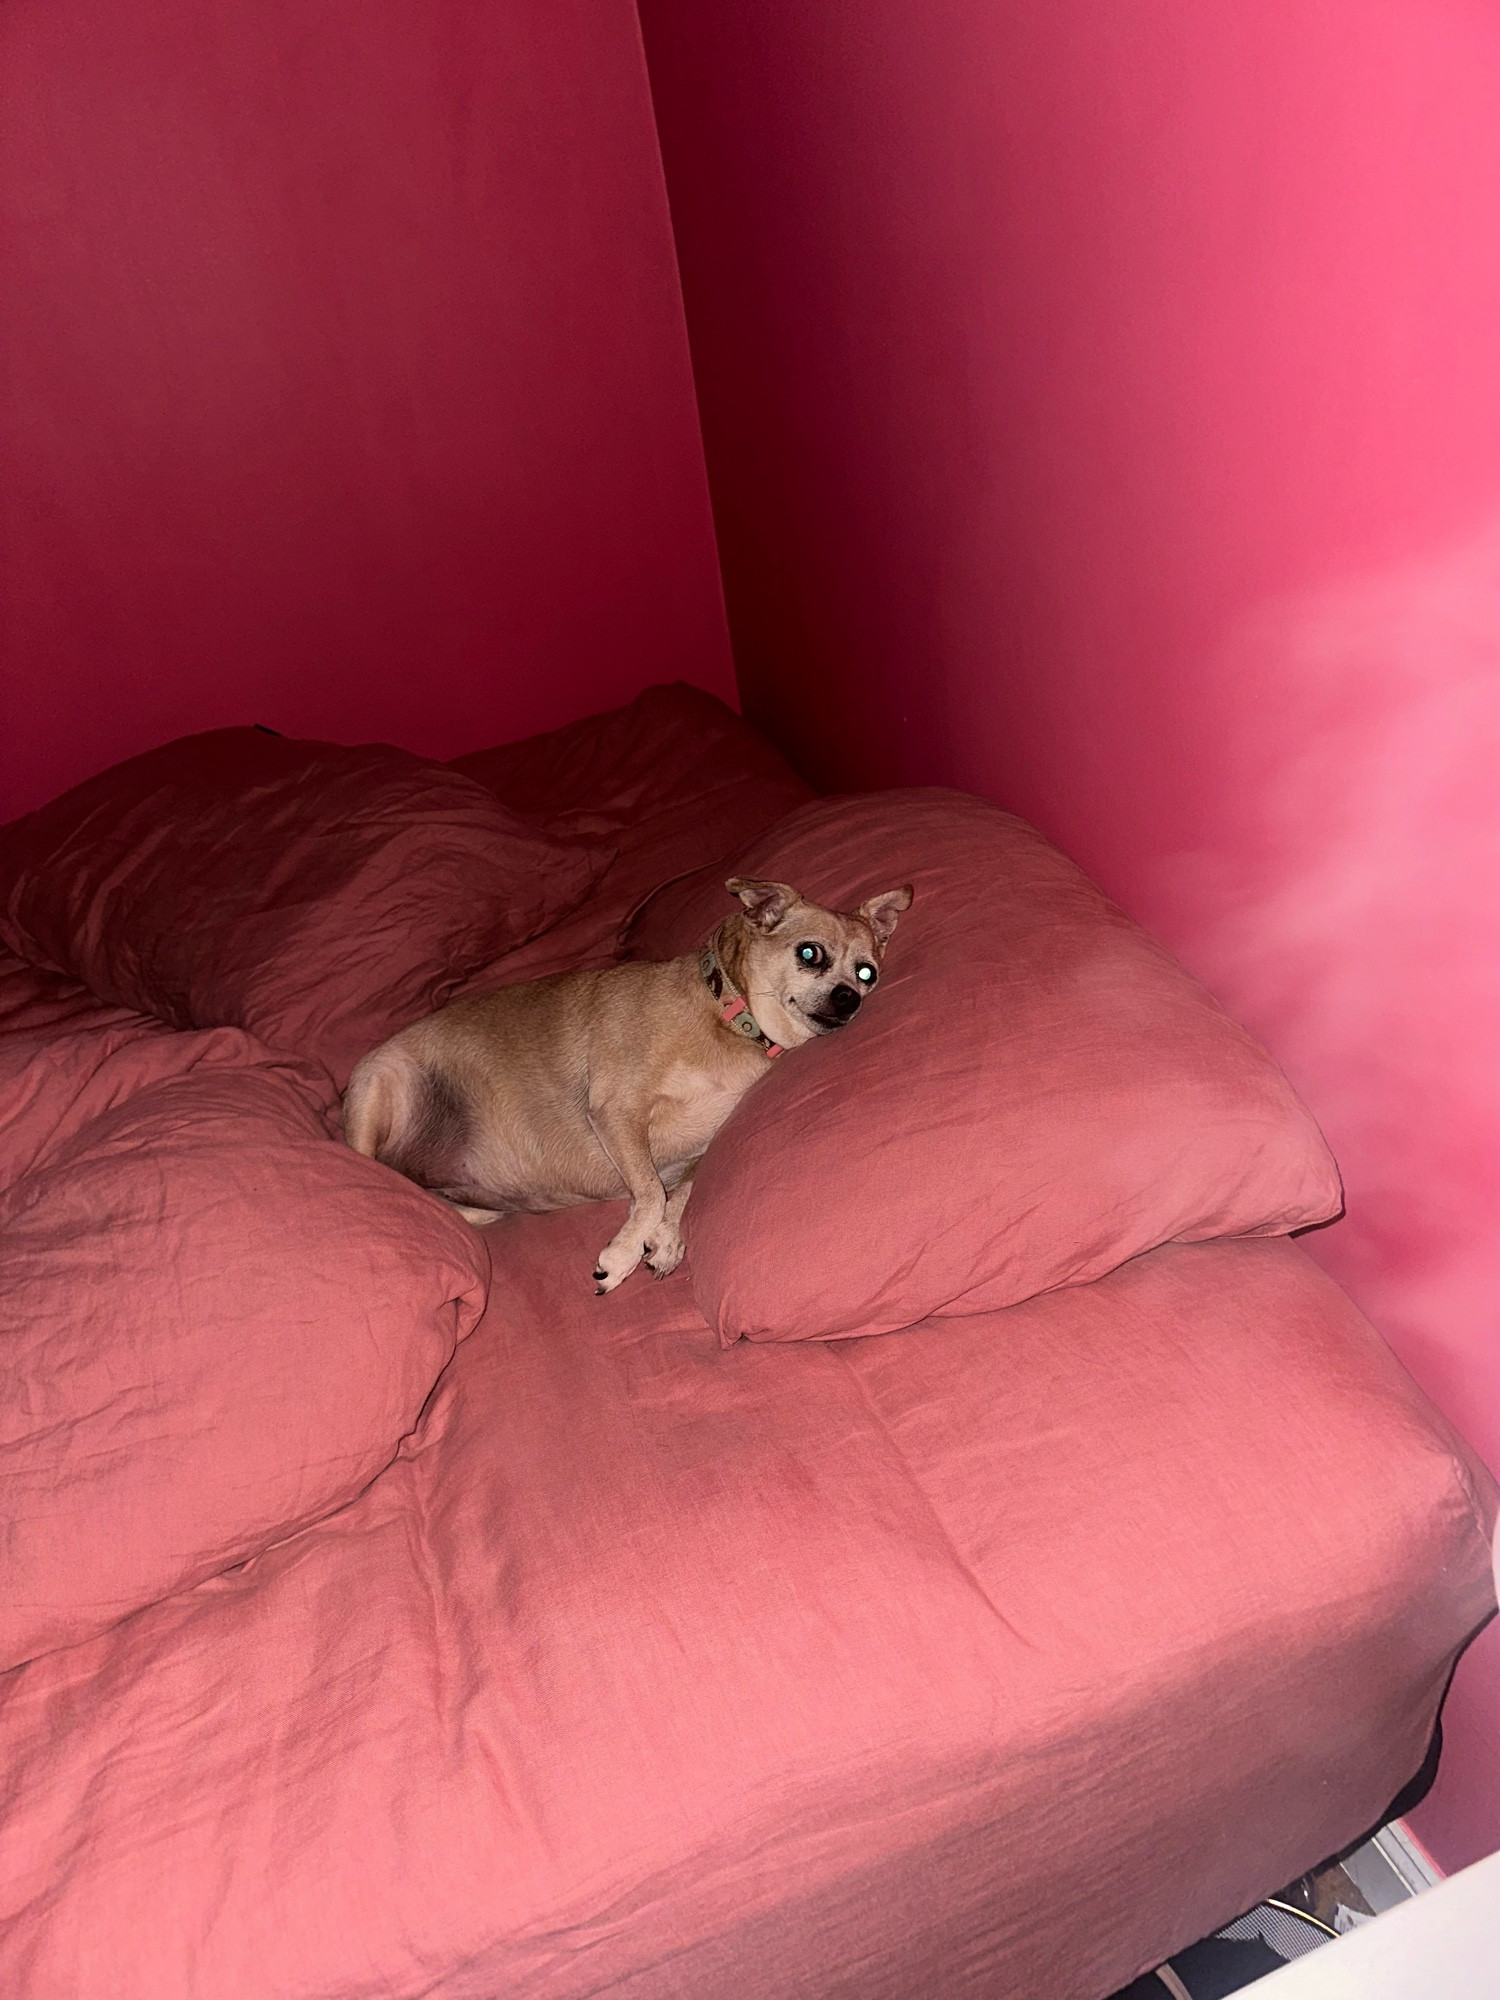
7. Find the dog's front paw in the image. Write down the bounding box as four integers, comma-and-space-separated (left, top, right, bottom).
642, 1226, 684, 1280
593, 1235, 643, 1296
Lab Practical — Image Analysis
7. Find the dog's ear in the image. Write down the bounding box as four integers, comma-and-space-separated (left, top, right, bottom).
857, 885, 913, 948
727, 877, 799, 932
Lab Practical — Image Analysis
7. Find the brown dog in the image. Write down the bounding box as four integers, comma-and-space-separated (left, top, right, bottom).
343, 876, 912, 1292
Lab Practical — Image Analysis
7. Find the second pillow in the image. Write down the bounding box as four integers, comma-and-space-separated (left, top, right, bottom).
626, 789, 1342, 1343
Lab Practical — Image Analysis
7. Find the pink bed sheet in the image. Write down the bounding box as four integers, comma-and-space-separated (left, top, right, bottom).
0, 1220, 1491, 2000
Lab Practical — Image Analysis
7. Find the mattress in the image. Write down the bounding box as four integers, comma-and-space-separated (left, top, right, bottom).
0, 688, 1493, 1999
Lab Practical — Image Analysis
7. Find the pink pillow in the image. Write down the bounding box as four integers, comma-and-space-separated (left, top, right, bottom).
626, 790, 1343, 1343
0, 729, 608, 1087
0, 1065, 488, 1671
0, 1011, 338, 1194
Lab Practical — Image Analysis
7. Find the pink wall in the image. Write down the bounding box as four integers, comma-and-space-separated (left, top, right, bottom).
638, 0, 1500, 1869
0, 0, 732, 819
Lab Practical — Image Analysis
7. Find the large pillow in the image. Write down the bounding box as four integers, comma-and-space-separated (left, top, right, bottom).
0, 1016, 334, 1193
0, 1065, 488, 1671
0, 943, 145, 1042
0, 729, 608, 1086
625, 790, 1343, 1343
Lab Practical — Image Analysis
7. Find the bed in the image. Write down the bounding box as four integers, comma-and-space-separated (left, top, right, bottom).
0, 684, 1493, 2000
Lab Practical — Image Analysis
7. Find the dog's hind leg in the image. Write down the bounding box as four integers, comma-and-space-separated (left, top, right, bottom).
342, 1048, 409, 1159
342, 1045, 443, 1179
428, 1181, 509, 1228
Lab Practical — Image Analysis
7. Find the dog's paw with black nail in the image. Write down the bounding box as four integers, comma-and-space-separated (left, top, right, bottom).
642, 1227, 685, 1280
592, 1233, 646, 1295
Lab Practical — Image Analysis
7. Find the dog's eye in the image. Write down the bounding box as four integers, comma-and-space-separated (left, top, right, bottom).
855, 963, 877, 986
795, 942, 826, 969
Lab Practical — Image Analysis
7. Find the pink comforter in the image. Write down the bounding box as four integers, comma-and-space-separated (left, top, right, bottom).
0, 689, 1493, 1999
0, 1219, 1492, 1999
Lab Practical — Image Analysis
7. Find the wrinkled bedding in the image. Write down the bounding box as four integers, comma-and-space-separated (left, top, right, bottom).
0, 732, 612, 1089
449, 679, 815, 988
0, 1040, 489, 1669
0, 686, 1494, 2000
0, 1222, 1492, 2000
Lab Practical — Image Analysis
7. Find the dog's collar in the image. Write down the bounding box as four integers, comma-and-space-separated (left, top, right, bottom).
700, 931, 784, 1058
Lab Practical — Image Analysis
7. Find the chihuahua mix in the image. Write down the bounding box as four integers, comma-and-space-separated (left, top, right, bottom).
343, 876, 911, 1292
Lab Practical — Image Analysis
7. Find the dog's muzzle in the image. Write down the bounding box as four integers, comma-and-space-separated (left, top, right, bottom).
813, 983, 862, 1029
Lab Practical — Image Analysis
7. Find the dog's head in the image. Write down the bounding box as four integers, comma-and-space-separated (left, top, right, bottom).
719, 877, 913, 1049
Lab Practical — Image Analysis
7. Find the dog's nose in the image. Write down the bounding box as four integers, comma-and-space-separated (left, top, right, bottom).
826, 983, 861, 1021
